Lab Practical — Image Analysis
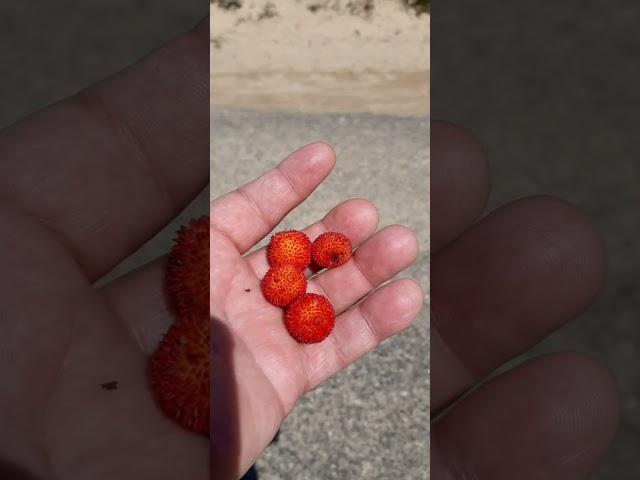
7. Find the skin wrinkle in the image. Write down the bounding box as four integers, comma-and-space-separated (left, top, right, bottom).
243, 329, 300, 417
220, 318, 289, 421
325, 330, 349, 380
41, 289, 88, 480
431, 299, 479, 378
0, 209, 86, 480
358, 301, 383, 344
310, 227, 414, 315
314, 249, 376, 302
230, 162, 311, 253
441, 440, 480, 480
74, 89, 176, 218
312, 225, 400, 305
210, 230, 237, 313
235, 189, 274, 240
433, 352, 621, 479
212, 247, 296, 418
275, 163, 305, 202
312, 253, 373, 314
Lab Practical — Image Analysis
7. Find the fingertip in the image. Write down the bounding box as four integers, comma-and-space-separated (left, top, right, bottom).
318, 198, 379, 245
296, 141, 336, 171
330, 198, 379, 232
308, 141, 337, 165
379, 224, 420, 261
508, 195, 607, 304
431, 121, 491, 252
542, 351, 621, 438
278, 142, 336, 192
433, 351, 621, 480
365, 279, 425, 335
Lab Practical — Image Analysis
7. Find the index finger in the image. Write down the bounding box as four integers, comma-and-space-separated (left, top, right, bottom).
431, 121, 490, 253
210, 142, 336, 253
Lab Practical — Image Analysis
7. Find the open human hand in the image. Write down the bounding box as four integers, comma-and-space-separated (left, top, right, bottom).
210, 143, 424, 479
0, 20, 209, 480
430, 122, 620, 479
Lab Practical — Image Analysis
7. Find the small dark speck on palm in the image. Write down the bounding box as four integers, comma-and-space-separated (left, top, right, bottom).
245, 288, 251, 292
101, 381, 119, 390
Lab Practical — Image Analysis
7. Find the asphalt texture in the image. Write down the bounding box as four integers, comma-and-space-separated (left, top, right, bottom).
211, 108, 431, 480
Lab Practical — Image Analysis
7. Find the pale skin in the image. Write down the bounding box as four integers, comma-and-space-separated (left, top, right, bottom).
430, 122, 620, 479
210, 143, 424, 478
0, 21, 210, 480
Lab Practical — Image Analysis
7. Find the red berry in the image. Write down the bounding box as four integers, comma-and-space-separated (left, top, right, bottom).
166, 216, 209, 321
149, 317, 209, 434
284, 293, 335, 343
261, 265, 307, 307
267, 230, 312, 270
311, 232, 353, 269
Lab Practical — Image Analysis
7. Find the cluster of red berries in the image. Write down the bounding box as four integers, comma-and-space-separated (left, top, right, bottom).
145, 220, 353, 434
262, 230, 353, 343
149, 216, 210, 435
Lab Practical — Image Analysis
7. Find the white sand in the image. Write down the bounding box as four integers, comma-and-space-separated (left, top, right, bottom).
211, 0, 430, 116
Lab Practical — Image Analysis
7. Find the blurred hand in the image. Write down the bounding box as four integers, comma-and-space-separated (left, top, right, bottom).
430, 122, 620, 479
210, 143, 424, 478
0, 21, 209, 480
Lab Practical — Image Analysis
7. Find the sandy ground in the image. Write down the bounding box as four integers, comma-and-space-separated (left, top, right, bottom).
210, 0, 430, 116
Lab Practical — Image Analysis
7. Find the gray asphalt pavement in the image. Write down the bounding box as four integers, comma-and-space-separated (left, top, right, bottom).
211, 108, 430, 480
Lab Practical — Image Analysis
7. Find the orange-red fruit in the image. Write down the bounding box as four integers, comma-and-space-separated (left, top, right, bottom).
167, 216, 209, 321
267, 230, 312, 270
284, 293, 335, 343
149, 317, 209, 435
311, 232, 353, 269
261, 264, 307, 307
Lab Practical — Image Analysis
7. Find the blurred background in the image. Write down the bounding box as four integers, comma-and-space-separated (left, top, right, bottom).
210, 0, 430, 478
433, 1, 640, 477
0, 0, 209, 280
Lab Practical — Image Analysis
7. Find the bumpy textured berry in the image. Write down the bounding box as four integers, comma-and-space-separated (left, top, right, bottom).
261, 264, 307, 307
311, 232, 353, 269
284, 293, 335, 343
149, 317, 209, 434
267, 230, 312, 270
166, 216, 209, 320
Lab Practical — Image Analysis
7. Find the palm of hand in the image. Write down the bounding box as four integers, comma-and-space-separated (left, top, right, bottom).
210, 144, 423, 478
0, 212, 208, 480
0, 19, 211, 480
